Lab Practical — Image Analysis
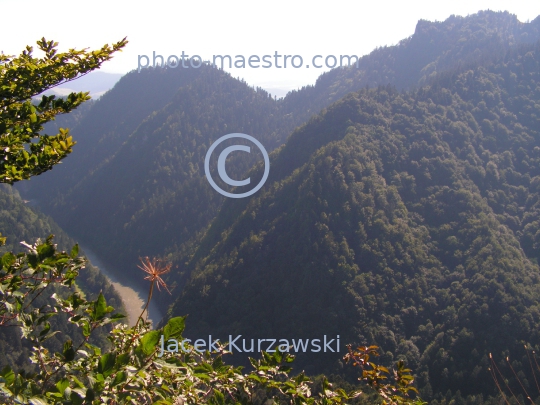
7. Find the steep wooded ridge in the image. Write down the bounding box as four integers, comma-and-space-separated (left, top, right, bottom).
11, 10, 540, 401
172, 40, 540, 398
0, 185, 124, 371
282, 9, 540, 126
18, 11, 540, 287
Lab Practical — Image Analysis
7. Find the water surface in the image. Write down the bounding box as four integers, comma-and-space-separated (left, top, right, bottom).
81, 245, 163, 327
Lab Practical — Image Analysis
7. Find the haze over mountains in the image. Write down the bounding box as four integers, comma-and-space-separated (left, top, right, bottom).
11, 10, 540, 402
40, 71, 123, 99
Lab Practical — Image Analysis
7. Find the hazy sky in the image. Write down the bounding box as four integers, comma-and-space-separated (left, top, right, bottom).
2, 0, 540, 95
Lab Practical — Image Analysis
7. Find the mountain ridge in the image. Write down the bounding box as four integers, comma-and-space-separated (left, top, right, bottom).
10, 11, 540, 400
21, 10, 540, 285
168, 40, 540, 397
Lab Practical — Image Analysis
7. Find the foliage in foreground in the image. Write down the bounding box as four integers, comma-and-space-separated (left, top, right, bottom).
0, 38, 425, 403
0, 235, 425, 404
488, 348, 540, 405
0, 36, 127, 184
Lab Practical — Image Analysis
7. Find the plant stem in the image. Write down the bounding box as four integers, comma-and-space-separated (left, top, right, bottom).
136, 280, 154, 328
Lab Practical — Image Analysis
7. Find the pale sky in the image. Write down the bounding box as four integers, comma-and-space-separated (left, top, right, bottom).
2, 0, 540, 95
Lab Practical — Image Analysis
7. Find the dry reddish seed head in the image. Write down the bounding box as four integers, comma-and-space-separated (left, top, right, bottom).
138, 256, 172, 294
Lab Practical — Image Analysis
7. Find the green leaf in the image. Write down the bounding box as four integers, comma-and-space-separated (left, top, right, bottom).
111, 371, 127, 386
39, 322, 51, 337
110, 313, 126, 321
70, 244, 79, 258
62, 340, 75, 361
93, 292, 107, 321
81, 320, 91, 337
212, 390, 225, 404
140, 330, 161, 356
37, 241, 54, 258
273, 348, 283, 364
98, 353, 116, 378
27, 253, 38, 268
163, 316, 185, 340
1, 252, 16, 268
71, 376, 85, 388
56, 378, 70, 394
0, 365, 15, 385
115, 352, 130, 368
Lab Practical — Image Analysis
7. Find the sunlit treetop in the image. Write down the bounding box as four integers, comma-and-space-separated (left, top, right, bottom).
0, 37, 127, 184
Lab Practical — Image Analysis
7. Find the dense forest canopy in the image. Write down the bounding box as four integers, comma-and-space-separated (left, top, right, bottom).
10, 10, 540, 403
17, 11, 540, 289
171, 40, 540, 398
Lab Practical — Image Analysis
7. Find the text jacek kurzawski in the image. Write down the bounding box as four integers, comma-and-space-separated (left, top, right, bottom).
157, 335, 341, 356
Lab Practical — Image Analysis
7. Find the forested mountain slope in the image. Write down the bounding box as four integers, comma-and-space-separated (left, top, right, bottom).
18, 66, 211, 201
53, 70, 285, 270
281, 10, 540, 126
168, 41, 540, 399
0, 185, 124, 371
10, 11, 540, 400
17, 11, 540, 298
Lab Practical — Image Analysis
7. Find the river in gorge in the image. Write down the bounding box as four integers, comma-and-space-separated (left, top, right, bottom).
81, 245, 164, 327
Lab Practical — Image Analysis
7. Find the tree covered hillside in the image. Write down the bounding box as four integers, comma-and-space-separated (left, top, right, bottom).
16, 12, 540, 300
0, 185, 125, 373
53, 70, 286, 273
168, 40, 540, 399
9, 11, 540, 401
281, 10, 540, 127
17, 66, 215, 201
